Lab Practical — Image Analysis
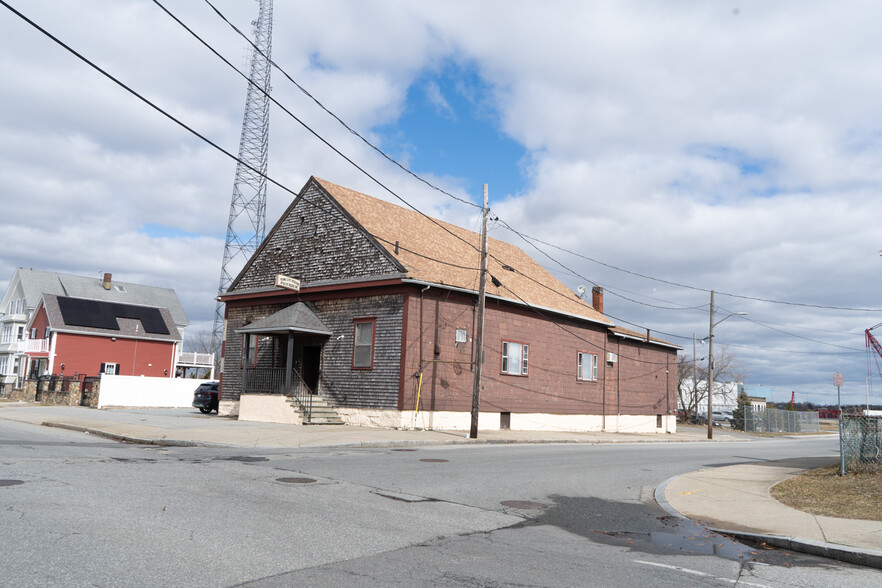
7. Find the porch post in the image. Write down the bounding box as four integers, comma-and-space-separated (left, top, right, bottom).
285, 331, 294, 394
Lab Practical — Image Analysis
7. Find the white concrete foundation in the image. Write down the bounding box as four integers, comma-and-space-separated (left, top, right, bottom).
238, 394, 302, 425
335, 408, 676, 433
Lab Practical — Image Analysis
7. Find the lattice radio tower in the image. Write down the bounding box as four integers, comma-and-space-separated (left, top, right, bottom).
212, 0, 273, 355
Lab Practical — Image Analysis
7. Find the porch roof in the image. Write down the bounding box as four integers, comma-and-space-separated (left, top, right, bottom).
236, 302, 332, 336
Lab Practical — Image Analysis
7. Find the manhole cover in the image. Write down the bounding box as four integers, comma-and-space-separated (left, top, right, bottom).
391, 448, 417, 452
419, 458, 448, 463
277, 477, 316, 484
0, 480, 25, 488
500, 500, 545, 510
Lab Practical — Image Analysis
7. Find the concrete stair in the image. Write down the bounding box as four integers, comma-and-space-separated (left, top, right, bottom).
288, 394, 344, 425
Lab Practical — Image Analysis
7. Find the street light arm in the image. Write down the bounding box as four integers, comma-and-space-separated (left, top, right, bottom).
712, 311, 747, 329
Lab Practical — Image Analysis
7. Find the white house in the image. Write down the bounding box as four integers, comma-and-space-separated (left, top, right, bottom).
680, 378, 743, 414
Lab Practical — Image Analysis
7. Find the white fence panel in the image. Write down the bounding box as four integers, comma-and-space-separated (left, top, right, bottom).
97, 375, 213, 409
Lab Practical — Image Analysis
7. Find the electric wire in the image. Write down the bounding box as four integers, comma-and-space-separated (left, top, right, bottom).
200, 0, 480, 210
8, 0, 875, 367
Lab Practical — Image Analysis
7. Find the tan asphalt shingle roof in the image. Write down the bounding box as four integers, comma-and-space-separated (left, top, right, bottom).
315, 177, 611, 325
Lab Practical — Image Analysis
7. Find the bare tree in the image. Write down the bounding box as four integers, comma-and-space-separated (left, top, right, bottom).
185, 329, 215, 354
678, 344, 746, 421
182, 330, 216, 379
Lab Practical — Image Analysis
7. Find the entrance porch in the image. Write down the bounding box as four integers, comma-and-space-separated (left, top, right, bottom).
236, 302, 343, 425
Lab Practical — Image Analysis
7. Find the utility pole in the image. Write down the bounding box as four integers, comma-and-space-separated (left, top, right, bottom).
692, 332, 697, 418
469, 184, 488, 440
707, 290, 715, 440
212, 0, 274, 358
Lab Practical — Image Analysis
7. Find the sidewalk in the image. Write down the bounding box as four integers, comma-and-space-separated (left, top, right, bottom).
0, 402, 742, 448
660, 457, 882, 569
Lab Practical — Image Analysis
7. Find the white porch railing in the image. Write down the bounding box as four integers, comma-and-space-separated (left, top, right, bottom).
25, 339, 49, 353
176, 351, 215, 367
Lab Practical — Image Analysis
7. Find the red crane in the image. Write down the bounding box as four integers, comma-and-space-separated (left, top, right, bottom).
866, 324, 882, 390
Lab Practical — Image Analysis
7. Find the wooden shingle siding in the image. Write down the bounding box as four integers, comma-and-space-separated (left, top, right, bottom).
314, 295, 403, 409
220, 296, 403, 408
221, 302, 283, 401
231, 183, 403, 292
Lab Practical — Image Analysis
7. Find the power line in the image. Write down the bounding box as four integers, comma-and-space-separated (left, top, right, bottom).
494, 219, 882, 313
159, 0, 882, 320
200, 0, 480, 210
150, 0, 485, 262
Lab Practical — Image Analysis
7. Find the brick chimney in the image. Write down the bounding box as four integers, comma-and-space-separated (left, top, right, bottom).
103, 273, 112, 290
592, 285, 604, 313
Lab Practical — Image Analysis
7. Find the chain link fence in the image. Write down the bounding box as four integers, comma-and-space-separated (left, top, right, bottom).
841, 416, 882, 473
742, 407, 819, 433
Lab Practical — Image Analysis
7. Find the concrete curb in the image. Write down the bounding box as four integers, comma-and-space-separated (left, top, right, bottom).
36, 421, 733, 449
654, 474, 882, 570
41, 422, 215, 448
715, 530, 882, 571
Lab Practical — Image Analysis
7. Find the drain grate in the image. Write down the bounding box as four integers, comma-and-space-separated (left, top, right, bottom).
391, 448, 417, 452
500, 500, 545, 510
277, 477, 316, 484
0, 480, 25, 488
419, 458, 448, 463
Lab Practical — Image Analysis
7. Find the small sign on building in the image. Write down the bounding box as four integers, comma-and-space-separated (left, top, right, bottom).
275, 274, 301, 291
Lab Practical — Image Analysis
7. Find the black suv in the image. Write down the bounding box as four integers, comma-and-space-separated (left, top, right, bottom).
192, 381, 219, 414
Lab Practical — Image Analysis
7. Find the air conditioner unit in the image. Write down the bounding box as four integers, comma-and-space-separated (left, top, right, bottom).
606, 352, 617, 363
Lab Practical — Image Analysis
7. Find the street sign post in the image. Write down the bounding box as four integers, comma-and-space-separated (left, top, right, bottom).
835, 372, 845, 476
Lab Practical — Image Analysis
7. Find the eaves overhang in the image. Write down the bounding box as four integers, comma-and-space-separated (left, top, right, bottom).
610, 330, 682, 351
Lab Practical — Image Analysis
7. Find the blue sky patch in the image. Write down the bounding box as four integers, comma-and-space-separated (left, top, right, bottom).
688, 144, 775, 177
378, 61, 527, 203
140, 223, 197, 239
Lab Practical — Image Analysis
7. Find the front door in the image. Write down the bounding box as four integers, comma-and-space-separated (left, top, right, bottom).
302, 346, 321, 395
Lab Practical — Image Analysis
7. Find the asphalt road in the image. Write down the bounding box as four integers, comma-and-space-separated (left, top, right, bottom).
1, 420, 879, 587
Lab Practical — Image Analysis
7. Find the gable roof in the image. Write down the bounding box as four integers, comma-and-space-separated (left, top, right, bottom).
311, 177, 611, 325
237, 302, 332, 336
35, 294, 181, 342
3, 268, 188, 327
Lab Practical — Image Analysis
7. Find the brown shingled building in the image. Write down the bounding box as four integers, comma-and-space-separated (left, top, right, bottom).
218, 177, 680, 432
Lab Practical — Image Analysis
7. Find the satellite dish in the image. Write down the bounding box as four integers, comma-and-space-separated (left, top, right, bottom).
577, 285, 586, 297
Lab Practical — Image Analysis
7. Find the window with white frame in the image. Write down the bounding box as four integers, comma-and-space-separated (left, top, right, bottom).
577, 352, 598, 381
0, 356, 7, 374
101, 362, 118, 375
501, 341, 529, 376
30, 328, 36, 340
1, 325, 11, 344
17, 326, 24, 341
44, 326, 51, 339
353, 318, 375, 369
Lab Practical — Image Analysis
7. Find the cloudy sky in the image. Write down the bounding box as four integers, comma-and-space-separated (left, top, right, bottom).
2, 0, 882, 405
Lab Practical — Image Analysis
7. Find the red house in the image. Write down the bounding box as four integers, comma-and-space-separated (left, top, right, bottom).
25, 294, 182, 379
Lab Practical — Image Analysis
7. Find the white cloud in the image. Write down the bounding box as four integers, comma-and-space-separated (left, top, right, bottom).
2, 0, 882, 404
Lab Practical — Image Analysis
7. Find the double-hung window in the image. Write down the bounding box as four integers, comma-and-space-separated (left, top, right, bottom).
353, 318, 375, 369
501, 341, 529, 376
244, 334, 258, 367
577, 352, 598, 381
